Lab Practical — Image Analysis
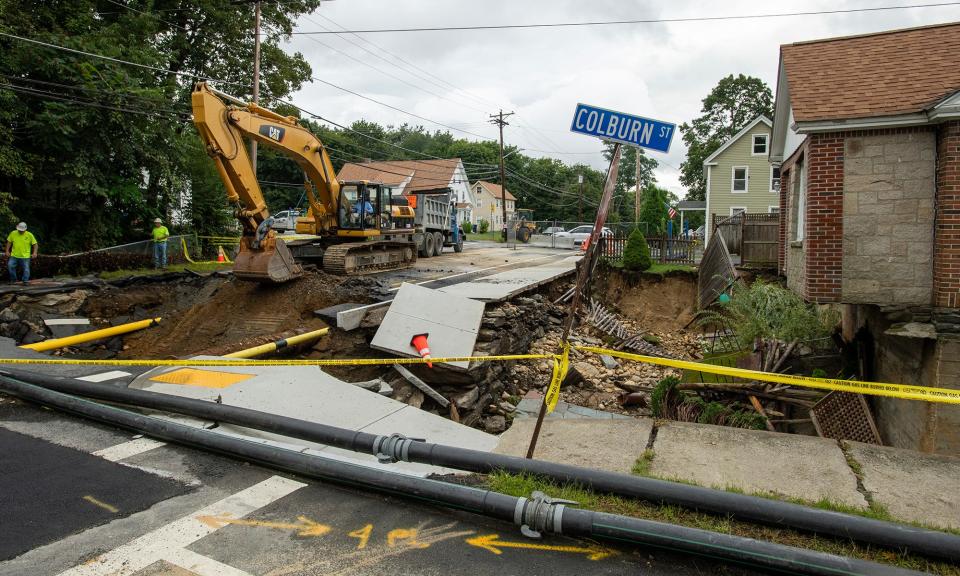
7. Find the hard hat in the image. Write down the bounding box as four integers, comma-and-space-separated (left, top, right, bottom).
154, 218, 162, 224
16, 222, 26, 231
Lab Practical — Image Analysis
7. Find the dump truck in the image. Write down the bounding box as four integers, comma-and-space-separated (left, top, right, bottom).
408, 191, 463, 257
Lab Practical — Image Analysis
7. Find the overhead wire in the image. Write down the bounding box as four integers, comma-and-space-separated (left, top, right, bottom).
292, 3, 960, 34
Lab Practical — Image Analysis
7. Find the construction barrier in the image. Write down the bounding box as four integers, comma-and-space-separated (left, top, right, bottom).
1, 346, 958, 405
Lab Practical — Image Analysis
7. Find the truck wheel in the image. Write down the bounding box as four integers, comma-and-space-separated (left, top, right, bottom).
518, 227, 531, 243
422, 232, 435, 257
433, 232, 444, 256
454, 237, 463, 253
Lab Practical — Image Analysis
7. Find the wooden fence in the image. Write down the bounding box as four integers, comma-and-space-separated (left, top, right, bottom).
711, 212, 779, 267
601, 235, 697, 265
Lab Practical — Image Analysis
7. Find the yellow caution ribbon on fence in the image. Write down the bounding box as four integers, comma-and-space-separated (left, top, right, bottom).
574, 346, 960, 405
0, 353, 555, 369
544, 343, 570, 414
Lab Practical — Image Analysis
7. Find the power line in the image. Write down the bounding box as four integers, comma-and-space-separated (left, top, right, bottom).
0, 32, 245, 87
299, 14, 490, 115
311, 12, 500, 110
308, 75, 496, 141
292, 3, 960, 34
0, 83, 190, 120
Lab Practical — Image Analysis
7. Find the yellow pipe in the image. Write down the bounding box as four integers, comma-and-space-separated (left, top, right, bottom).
224, 328, 329, 359
21, 318, 162, 352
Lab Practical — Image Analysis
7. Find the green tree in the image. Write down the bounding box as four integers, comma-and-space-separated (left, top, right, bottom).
637, 185, 670, 236
679, 74, 773, 201
0, 0, 321, 251
602, 142, 658, 223
622, 227, 652, 271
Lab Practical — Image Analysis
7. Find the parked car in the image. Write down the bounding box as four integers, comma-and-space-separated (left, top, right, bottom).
541, 225, 566, 235
554, 225, 613, 245
271, 209, 303, 232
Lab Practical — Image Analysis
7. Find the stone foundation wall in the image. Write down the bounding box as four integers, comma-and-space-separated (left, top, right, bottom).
842, 131, 936, 305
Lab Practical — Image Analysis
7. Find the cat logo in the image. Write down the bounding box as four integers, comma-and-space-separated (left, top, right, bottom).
258, 124, 286, 142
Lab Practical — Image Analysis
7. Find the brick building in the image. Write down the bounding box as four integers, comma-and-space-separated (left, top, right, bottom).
769, 23, 960, 455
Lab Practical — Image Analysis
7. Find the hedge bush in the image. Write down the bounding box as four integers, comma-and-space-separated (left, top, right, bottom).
622, 227, 652, 271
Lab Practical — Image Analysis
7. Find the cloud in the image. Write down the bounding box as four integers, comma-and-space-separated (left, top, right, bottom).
283, 0, 960, 197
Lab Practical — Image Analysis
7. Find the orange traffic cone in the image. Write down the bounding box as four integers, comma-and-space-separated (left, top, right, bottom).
217, 245, 226, 263
580, 235, 590, 252
410, 333, 433, 368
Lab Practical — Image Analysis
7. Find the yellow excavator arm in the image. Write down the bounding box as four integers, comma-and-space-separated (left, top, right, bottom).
191, 82, 341, 281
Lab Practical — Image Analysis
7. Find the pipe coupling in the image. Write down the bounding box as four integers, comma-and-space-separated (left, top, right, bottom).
514, 491, 578, 539
373, 433, 423, 464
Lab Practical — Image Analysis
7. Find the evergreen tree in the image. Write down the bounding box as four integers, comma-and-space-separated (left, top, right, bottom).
622, 227, 652, 271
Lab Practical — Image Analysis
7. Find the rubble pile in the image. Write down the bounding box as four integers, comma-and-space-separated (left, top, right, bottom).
394, 293, 567, 433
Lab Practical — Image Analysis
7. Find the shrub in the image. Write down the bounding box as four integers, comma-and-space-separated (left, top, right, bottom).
462, 221, 472, 234
622, 227, 652, 271
478, 219, 490, 233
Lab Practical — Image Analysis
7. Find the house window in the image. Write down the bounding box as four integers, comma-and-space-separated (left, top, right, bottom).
732, 166, 748, 193
730, 207, 747, 216
795, 161, 806, 242
771, 166, 781, 192
752, 134, 768, 155
768, 206, 779, 214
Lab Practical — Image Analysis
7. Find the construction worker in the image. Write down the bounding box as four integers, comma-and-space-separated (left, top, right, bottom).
152, 218, 170, 269
5, 222, 37, 284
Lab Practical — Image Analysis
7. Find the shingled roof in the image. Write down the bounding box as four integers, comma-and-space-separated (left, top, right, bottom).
336, 158, 463, 193
474, 181, 516, 202
781, 22, 960, 122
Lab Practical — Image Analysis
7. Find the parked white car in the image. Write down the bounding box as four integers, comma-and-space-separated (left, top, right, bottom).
541, 226, 566, 235
554, 225, 614, 245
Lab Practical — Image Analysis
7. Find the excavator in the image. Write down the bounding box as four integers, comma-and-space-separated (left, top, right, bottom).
191, 82, 418, 283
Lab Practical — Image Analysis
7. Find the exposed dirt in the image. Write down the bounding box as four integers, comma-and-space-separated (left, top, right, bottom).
592, 268, 698, 332
112, 271, 383, 358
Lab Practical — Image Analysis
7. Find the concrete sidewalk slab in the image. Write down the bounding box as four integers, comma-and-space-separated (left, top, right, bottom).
436, 257, 579, 302
846, 441, 960, 530
129, 360, 496, 477
649, 422, 867, 509
371, 283, 485, 370
494, 418, 653, 474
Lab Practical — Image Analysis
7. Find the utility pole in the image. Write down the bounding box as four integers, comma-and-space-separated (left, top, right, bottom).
635, 151, 642, 223
490, 110, 514, 239
577, 173, 584, 222
250, 0, 262, 174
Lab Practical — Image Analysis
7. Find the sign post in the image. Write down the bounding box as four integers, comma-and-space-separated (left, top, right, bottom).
525, 103, 675, 459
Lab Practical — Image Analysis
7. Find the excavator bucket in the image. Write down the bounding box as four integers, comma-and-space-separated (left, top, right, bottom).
233, 236, 304, 283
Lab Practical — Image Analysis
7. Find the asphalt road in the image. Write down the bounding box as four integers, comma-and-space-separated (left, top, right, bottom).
0, 399, 761, 576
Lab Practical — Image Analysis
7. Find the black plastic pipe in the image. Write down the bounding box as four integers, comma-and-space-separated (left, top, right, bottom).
4, 370, 958, 563
0, 375, 923, 576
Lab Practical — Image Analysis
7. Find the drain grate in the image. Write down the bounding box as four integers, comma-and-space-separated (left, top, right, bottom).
810, 391, 882, 445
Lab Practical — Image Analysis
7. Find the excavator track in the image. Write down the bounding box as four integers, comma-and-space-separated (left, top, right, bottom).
322, 240, 417, 275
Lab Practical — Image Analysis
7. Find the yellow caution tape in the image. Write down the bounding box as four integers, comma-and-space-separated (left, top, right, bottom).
182, 237, 232, 266
0, 353, 555, 369
575, 346, 960, 405
544, 343, 570, 414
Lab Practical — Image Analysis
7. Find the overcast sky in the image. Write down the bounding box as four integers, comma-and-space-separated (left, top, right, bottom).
281, 1, 960, 197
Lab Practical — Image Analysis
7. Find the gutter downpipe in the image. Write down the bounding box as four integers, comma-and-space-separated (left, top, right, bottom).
0, 375, 923, 576
1, 370, 956, 563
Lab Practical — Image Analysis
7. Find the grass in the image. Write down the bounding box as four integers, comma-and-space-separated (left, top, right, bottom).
96, 262, 233, 280
486, 472, 960, 575
630, 449, 655, 476
605, 260, 697, 275
464, 231, 502, 242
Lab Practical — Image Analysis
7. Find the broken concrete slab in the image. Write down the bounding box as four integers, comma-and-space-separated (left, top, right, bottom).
495, 418, 653, 474
42, 317, 91, 339
313, 303, 364, 324
436, 257, 578, 302
513, 391, 631, 420
371, 283, 485, 370
846, 441, 960, 530
336, 301, 389, 331
649, 421, 867, 509
129, 358, 496, 477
